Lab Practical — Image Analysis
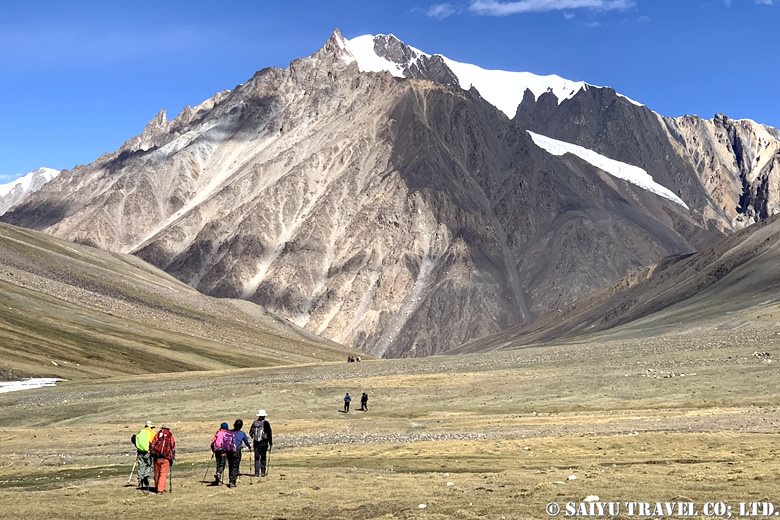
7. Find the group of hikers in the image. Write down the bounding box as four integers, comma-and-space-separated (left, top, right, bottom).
132, 393, 371, 494
343, 392, 368, 412
132, 409, 273, 493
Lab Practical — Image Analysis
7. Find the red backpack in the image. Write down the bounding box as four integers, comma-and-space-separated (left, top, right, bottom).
150, 429, 175, 460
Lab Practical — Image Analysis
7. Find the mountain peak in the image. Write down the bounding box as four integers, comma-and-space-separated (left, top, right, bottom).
335, 33, 597, 118
0, 167, 60, 215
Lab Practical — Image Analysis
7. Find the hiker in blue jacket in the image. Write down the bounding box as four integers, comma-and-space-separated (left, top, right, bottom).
227, 419, 252, 487
344, 392, 352, 412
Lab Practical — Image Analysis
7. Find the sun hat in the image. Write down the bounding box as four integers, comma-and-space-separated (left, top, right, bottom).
256, 409, 267, 417
145, 420, 155, 428
161, 424, 170, 429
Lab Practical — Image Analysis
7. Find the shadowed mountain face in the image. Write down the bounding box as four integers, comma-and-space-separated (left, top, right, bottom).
514, 87, 780, 234
3, 31, 777, 357
453, 214, 780, 354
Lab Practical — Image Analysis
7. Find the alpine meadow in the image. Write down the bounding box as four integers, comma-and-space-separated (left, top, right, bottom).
1, 3, 780, 519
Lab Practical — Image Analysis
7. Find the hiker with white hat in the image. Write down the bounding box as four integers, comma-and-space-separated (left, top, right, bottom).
134, 420, 156, 490
248, 409, 273, 477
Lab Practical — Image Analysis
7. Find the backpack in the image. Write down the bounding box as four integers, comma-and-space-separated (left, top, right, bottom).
150, 429, 174, 460
214, 429, 236, 452
252, 420, 268, 442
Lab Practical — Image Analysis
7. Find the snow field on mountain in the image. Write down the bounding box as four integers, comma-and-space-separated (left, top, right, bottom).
0, 167, 59, 197
527, 131, 689, 208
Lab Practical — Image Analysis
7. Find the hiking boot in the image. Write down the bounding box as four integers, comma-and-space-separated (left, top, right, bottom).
261, 471, 267, 477
228, 482, 236, 488
209, 478, 221, 486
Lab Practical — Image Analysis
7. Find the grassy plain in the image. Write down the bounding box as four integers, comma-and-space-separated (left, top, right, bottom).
1, 322, 779, 519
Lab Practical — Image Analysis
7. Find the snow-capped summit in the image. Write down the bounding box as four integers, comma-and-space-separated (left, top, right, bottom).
337, 33, 637, 118
0, 167, 60, 216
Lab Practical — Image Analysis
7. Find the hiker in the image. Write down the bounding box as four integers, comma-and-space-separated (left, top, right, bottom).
134, 420, 156, 489
360, 392, 368, 412
343, 392, 351, 412
209, 422, 232, 485
249, 410, 273, 477
227, 419, 251, 487
150, 424, 176, 494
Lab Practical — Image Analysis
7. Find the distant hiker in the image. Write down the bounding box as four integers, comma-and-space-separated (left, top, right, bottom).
134, 420, 156, 489
360, 392, 368, 412
343, 392, 352, 412
249, 410, 273, 477
209, 422, 233, 485
356, 356, 361, 362
150, 424, 176, 494
227, 419, 252, 487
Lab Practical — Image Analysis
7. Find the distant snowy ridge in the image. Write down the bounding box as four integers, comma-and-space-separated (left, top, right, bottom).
340, 33, 642, 118
0, 167, 60, 216
0, 167, 59, 197
527, 131, 689, 209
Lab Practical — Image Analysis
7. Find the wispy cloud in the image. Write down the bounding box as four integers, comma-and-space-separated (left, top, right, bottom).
468, 0, 635, 16
426, 2, 458, 18
755, 0, 773, 5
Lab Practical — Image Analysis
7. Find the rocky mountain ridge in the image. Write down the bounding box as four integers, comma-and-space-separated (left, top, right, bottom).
3, 30, 779, 357
0, 167, 60, 216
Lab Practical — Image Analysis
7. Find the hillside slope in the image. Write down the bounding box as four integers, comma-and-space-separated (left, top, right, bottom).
455, 214, 780, 353
0, 223, 348, 380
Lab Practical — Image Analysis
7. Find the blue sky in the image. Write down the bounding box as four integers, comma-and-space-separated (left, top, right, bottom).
1, 0, 778, 181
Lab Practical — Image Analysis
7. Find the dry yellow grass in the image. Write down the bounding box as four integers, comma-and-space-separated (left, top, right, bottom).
1, 331, 779, 518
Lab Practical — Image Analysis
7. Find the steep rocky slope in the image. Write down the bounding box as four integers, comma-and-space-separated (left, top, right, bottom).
454, 214, 780, 353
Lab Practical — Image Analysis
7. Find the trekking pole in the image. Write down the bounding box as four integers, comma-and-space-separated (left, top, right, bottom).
267, 450, 271, 478
249, 452, 254, 485
126, 459, 137, 485
203, 452, 214, 482
169, 460, 173, 493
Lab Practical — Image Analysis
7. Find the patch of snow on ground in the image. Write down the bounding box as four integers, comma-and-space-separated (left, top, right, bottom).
0, 378, 62, 393
527, 131, 689, 209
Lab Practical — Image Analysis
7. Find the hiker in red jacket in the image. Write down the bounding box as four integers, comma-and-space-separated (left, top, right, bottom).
149, 424, 176, 494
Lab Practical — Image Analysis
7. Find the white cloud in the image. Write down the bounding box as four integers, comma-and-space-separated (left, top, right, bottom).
755, 0, 773, 5
469, 0, 635, 15
563, 11, 576, 18
426, 2, 458, 18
